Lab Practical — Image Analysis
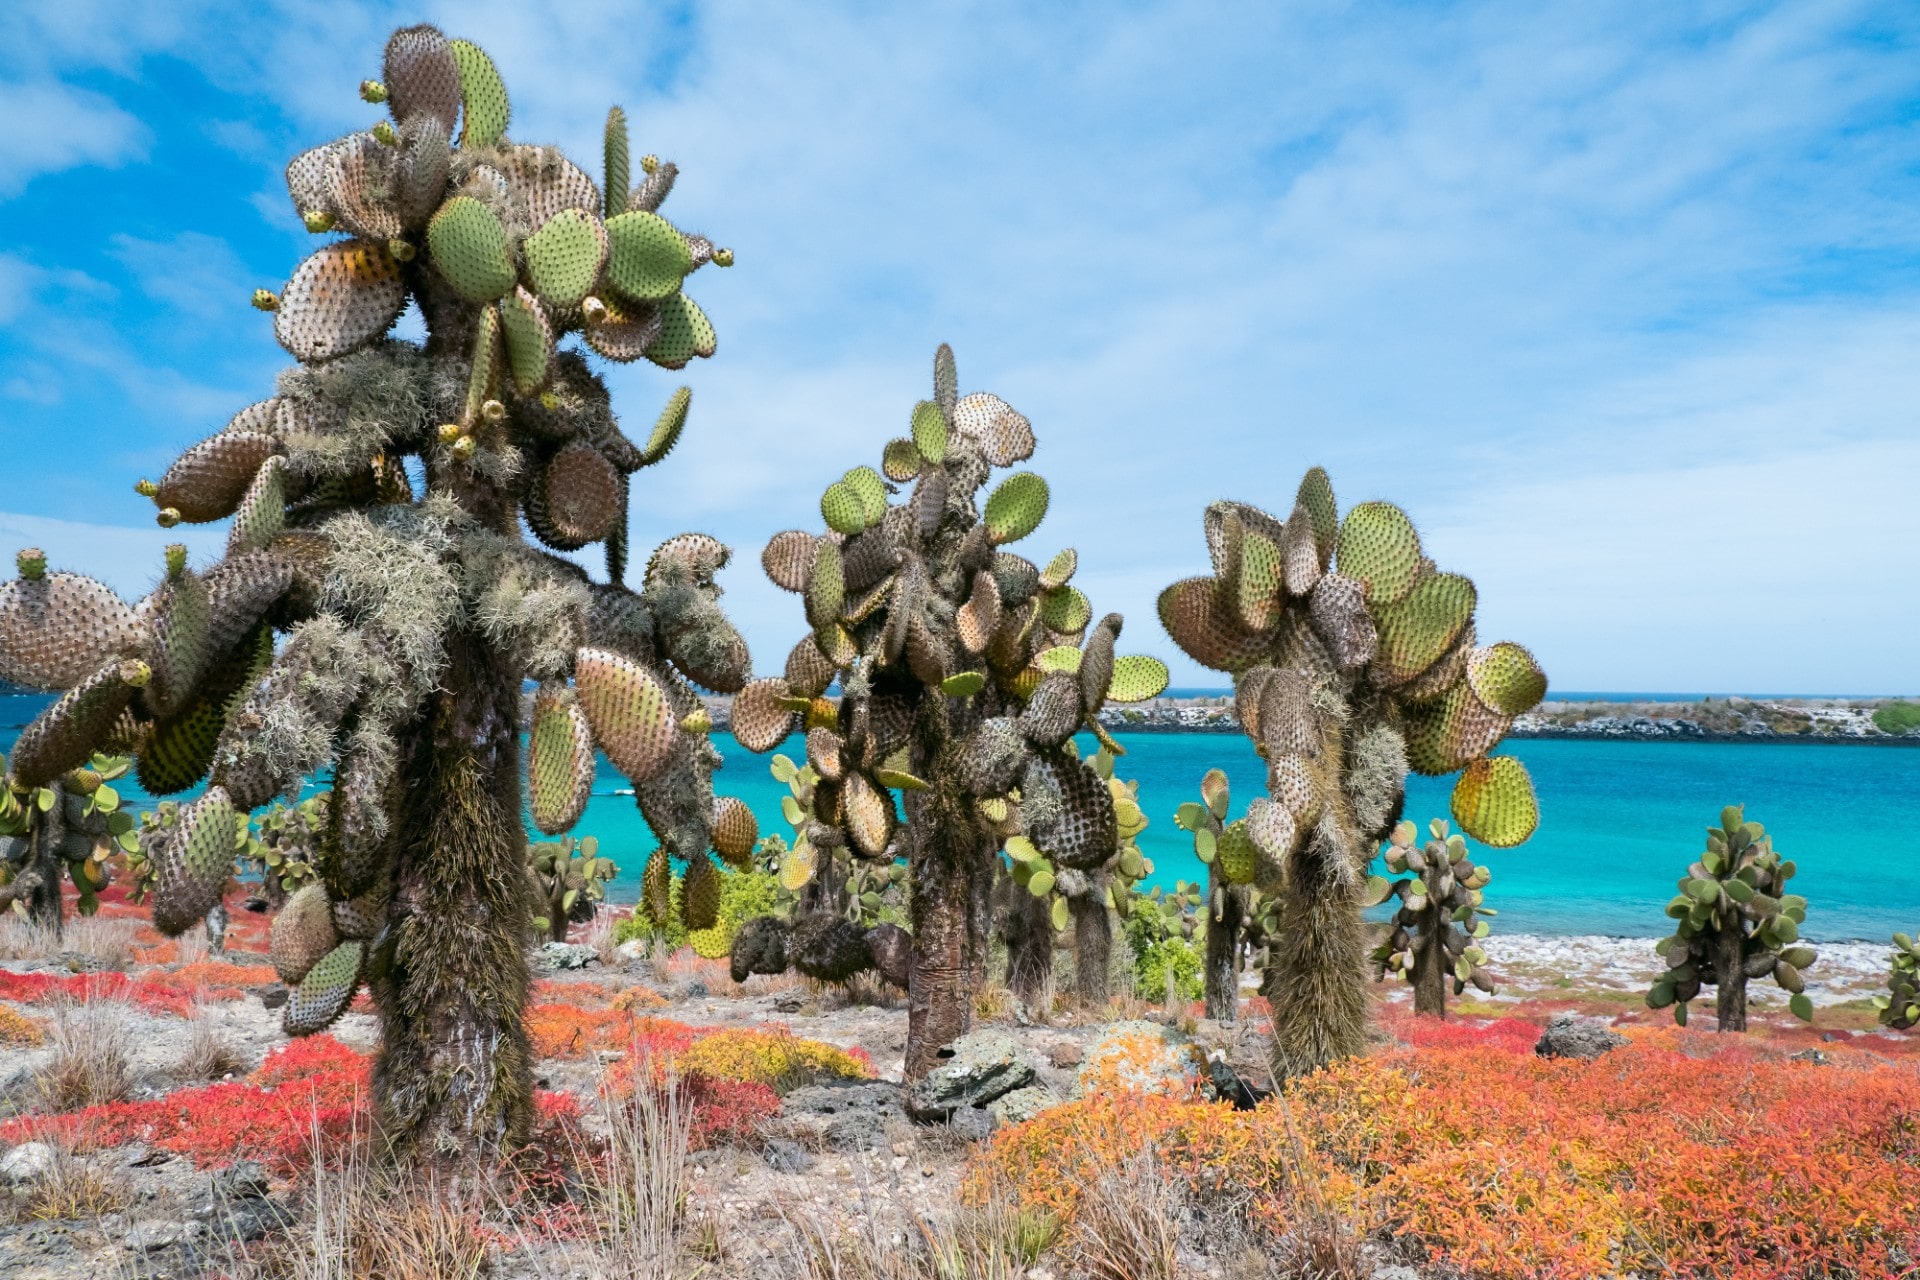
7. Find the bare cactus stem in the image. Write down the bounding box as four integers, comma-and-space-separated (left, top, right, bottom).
1068, 876, 1112, 1006
1204, 872, 1242, 1022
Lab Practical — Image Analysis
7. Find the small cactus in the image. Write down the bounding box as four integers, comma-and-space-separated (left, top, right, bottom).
0, 753, 139, 930
1370, 818, 1495, 1017
1646, 806, 1816, 1030
527, 834, 617, 943
1874, 932, 1920, 1030
1161, 471, 1543, 1081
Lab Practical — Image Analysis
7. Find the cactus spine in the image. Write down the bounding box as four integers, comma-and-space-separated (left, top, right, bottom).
0, 26, 748, 1166
739, 346, 1167, 1076
1646, 806, 1816, 1031
1371, 818, 1495, 1016
1161, 472, 1543, 1081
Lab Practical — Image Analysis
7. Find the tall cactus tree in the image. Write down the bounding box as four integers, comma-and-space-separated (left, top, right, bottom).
1370, 817, 1496, 1017
1172, 767, 1260, 1022
1161, 472, 1543, 1081
736, 346, 1168, 1076
0, 26, 748, 1165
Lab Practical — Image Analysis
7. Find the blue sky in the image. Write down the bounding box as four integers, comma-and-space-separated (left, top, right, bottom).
2, 1, 1917, 694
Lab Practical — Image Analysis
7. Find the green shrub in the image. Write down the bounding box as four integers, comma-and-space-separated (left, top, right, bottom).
1136, 936, 1203, 1002
688, 868, 782, 960
1873, 701, 1920, 735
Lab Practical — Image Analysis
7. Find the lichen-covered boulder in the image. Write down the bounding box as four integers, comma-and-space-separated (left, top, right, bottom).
904, 1029, 1036, 1121
1074, 1020, 1210, 1100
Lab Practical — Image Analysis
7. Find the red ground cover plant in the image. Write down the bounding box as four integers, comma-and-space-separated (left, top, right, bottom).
972, 1023, 1920, 1280
0, 961, 275, 1015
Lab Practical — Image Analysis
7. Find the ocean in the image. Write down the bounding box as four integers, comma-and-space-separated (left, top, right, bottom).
5, 693, 1915, 942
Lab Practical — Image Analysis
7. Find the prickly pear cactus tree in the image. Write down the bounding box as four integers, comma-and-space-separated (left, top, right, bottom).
737, 345, 1168, 1076
0, 25, 749, 1165
0, 747, 140, 929
1371, 818, 1495, 1017
1172, 767, 1261, 1022
1160, 472, 1544, 1080
1001, 745, 1146, 1006
1646, 806, 1815, 1031
1875, 931, 1920, 1030
527, 834, 616, 943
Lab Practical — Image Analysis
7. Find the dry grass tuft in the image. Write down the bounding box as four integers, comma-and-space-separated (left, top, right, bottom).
36, 992, 134, 1110
779, 1184, 1056, 1280
176, 1002, 248, 1082
579, 1050, 696, 1279
1065, 1149, 1185, 1280
0, 914, 138, 968
0, 1143, 132, 1223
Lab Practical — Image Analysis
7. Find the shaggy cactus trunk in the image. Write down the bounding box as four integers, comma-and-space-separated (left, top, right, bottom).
1001, 873, 1054, 1004
1411, 927, 1448, 1016
1068, 879, 1112, 1006
1712, 925, 1748, 1032
906, 779, 994, 1077
22, 792, 67, 934
1204, 875, 1243, 1022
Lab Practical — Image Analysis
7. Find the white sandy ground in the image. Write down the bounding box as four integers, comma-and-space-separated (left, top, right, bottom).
1480, 933, 1894, 1009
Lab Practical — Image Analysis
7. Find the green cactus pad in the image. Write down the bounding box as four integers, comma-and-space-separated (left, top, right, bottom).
1156, 577, 1273, 674
6, 659, 149, 789
138, 624, 271, 796
274, 240, 406, 362
731, 677, 798, 753
156, 434, 282, 525
643, 293, 716, 370
1336, 502, 1422, 606
1039, 585, 1092, 635
0, 571, 143, 693
1035, 646, 1082, 675
1372, 572, 1476, 686
641, 387, 692, 466
983, 473, 1049, 545
804, 540, 845, 631
574, 647, 678, 784
1234, 529, 1285, 632
529, 684, 596, 835
1466, 642, 1548, 717
525, 208, 608, 308
500, 287, 554, 394
881, 438, 923, 482
605, 210, 692, 301
821, 481, 868, 535
1217, 819, 1257, 886
284, 940, 364, 1037
448, 39, 510, 148
911, 400, 949, 466
271, 884, 340, 987
150, 786, 237, 938
1106, 654, 1170, 703
603, 107, 629, 217
842, 467, 889, 527
225, 456, 287, 557
1450, 755, 1538, 848
711, 795, 758, 868
427, 196, 517, 302
641, 848, 672, 924
1294, 467, 1338, 570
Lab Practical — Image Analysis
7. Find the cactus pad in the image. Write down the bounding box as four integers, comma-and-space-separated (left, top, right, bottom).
881, 438, 923, 482
1106, 654, 1170, 703
525, 208, 608, 308
642, 387, 692, 466
1157, 576, 1273, 673
1306, 573, 1375, 671
762, 531, 816, 593
274, 240, 406, 362
383, 26, 463, 132
910, 399, 949, 466
1233, 530, 1285, 631
8, 659, 147, 788
821, 481, 868, 535
843, 771, 897, 858
448, 39, 510, 148
283, 940, 364, 1037
983, 472, 1049, 545
428, 196, 517, 302
227, 456, 287, 555
641, 848, 672, 924
1371, 572, 1475, 686
271, 884, 340, 986
642, 293, 716, 370
574, 647, 678, 783
1336, 502, 1422, 605
1217, 820, 1257, 885
1450, 755, 1538, 848
953, 392, 1035, 466
956, 571, 1002, 655
1032, 753, 1118, 871
682, 854, 720, 930
529, 684, 596, 835
156, 434, 281, 525
1294, 467, 1338, 570
731, 677, 797, 753
583, 298, 661, 362
149, 786, 236, 938
0, 571, 143, 692
1466, 641, 1547, 717
500, 287, 554, 394
804, 539, 845, 630
605, 210, 692, 301
536, 442, 622, 548
138, 624, 271, 795
710, 795, 758, 868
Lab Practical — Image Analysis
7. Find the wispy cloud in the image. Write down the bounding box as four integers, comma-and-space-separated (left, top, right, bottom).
0, 80, 150, 195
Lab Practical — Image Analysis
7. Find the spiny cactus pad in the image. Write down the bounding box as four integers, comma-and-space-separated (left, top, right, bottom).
1449, 755, 1538, 848
525, 208, 609, 308
605, 210, 693, 301
428, 196, 517, 302
150, 786, 237, 937
0, 571, 145, 692
284, 940, 365, 1037
271, 884, 341, 986
529, 685, 596, 836
574, 648, 678, 783
274, 240, 406, 362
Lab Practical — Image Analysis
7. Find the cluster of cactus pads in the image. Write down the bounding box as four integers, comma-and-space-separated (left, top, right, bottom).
0, 25, 750, 1161
1173, 768, 1278, 1021
527, 834, 617, 942
1371, 818, 1495, 1016
1161, 473, 1543, 1079
1647, 806, 1815, 1030
0, 749, 139, 926
733, 346, 1168, 1074
1876, 932, 1920, 1030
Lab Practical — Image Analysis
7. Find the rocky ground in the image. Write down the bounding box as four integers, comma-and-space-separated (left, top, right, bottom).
0, 911, 1909, 1279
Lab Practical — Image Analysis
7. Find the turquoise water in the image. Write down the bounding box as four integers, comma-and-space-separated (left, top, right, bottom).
5, 690, 1914, 941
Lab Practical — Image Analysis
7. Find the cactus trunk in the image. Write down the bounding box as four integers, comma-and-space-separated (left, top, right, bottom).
1411, 925, 1448, 1016
1712, 926, 1748, 1032
1001, 881, 1052, 1005
372, 625, 534, 1165
1069, 882, 1112, 1006
1264, 824, 1370, 1081
1204, 871, 1243, 1022
905, 779, 993, 1079
23, 788, 67, 934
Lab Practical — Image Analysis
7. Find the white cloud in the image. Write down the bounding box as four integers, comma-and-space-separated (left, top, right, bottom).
0, 80, 149, 196
108, 231, 256, 320
0, 512, 224, 601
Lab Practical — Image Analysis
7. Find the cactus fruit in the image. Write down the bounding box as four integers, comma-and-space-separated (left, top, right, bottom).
526, 834, 616, 943
1370, 818, 1495, 1016
740, 346, 1168, 1078
0, 24, 747, 1166
1875, 932, 1920, 1030
1646, 806, 1817, 1031
1161, 473, 1543, 1081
